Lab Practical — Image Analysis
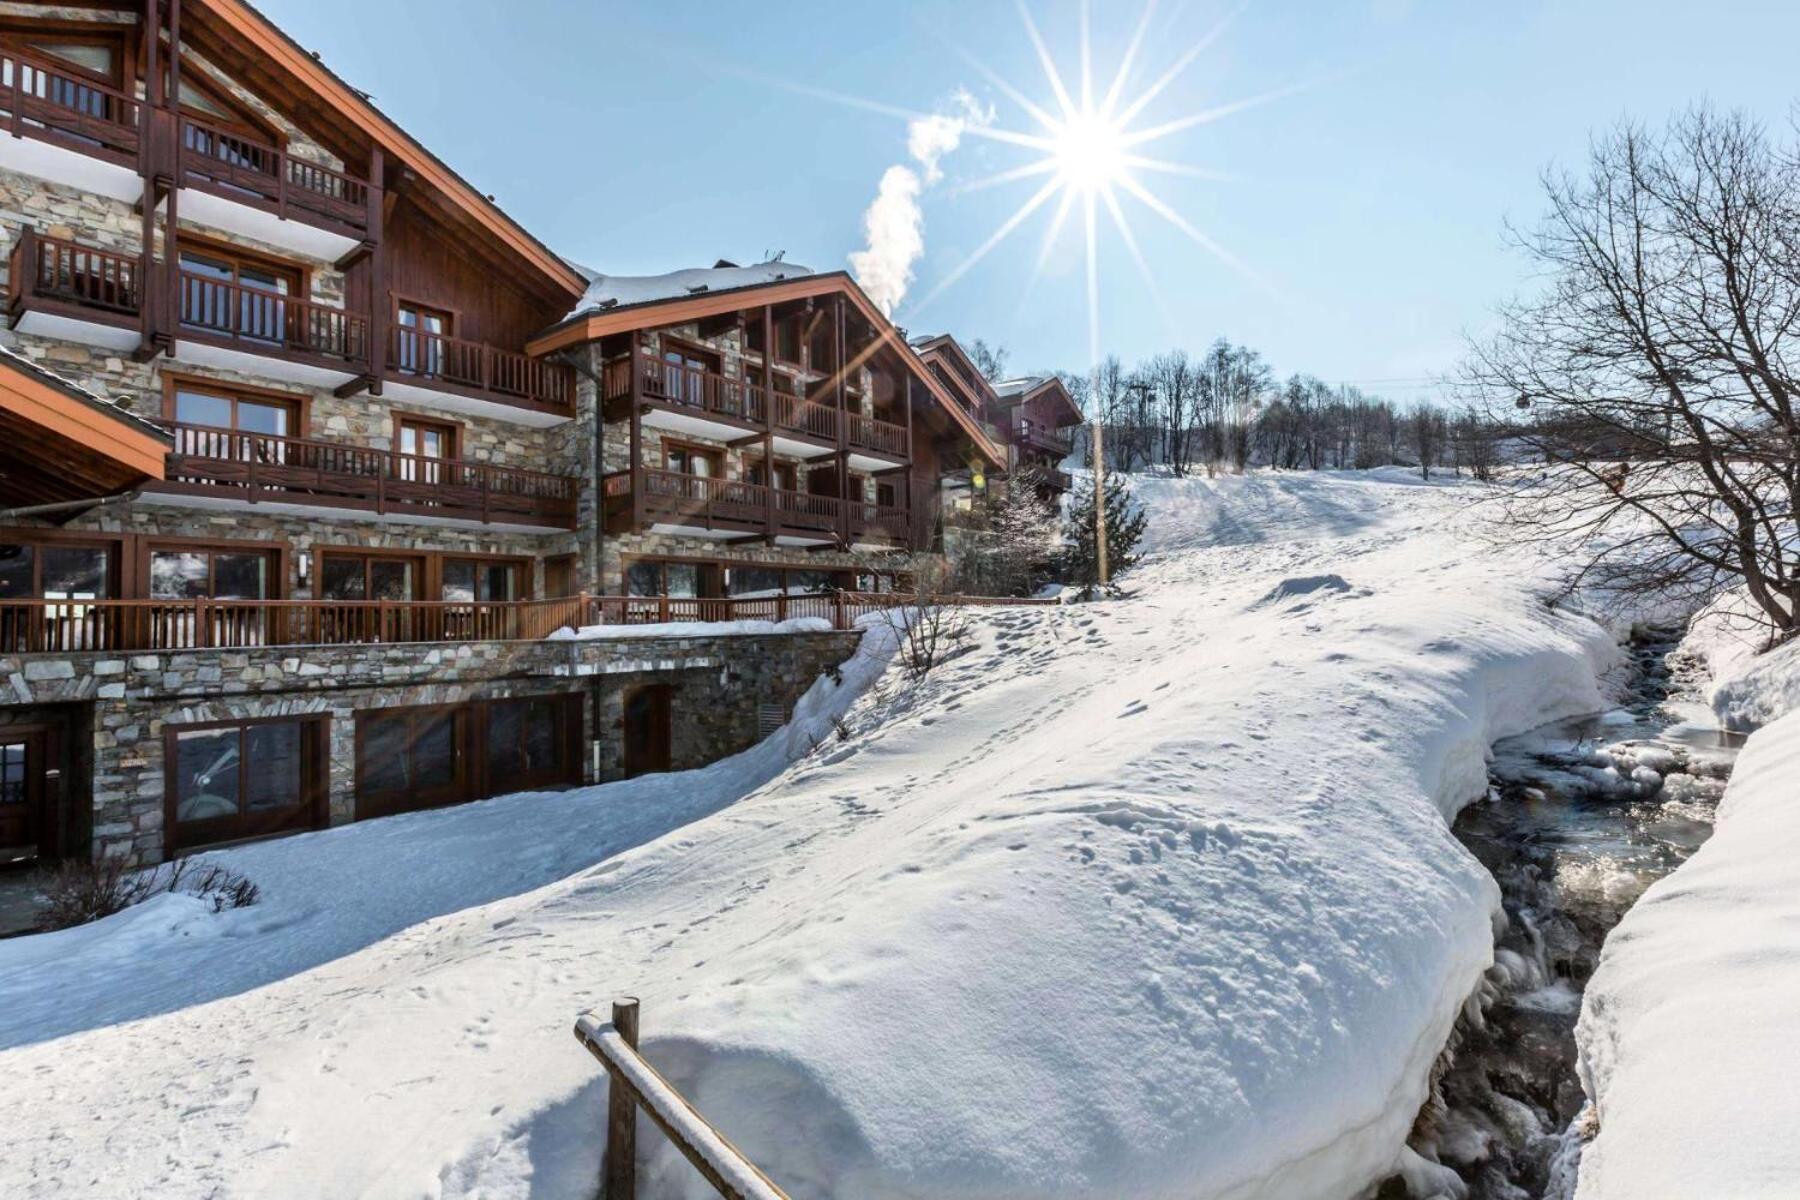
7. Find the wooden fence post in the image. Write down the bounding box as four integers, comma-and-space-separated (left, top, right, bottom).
604, 997, 641, 1200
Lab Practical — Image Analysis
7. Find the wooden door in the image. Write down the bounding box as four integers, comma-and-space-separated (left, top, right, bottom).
622, 685, 672, 778
354, 705, 470, 820
544, 555, 576, 600
0, 731, 47, 861
396, 416, 456, 485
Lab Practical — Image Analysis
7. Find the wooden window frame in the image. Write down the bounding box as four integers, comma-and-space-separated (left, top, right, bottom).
314, 548, 427, 603
354, 702, 470, 818
175, 233, 311, 299
744, 455, 797, 492
480, 692, 583, 794
143, 538, 286, 601
312, 545, 536, 604
660, 438, 723, 476
163, 713, 329, 854
161, 373, 309, 436
0, 531, 121, 600
0, 21, 130, 88
392, 411, 462, 461
439, 556, 522, 603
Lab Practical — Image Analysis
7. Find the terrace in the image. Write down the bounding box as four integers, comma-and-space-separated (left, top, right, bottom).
155, 422, 578, 532
603, 468, 848, 547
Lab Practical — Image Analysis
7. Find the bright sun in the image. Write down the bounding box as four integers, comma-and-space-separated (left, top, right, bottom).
1050, 110, 1128, 192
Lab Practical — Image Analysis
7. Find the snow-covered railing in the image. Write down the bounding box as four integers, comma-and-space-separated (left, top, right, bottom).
574, 999, 790, 1200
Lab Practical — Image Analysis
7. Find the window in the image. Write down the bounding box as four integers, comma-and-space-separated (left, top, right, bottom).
149, 547, 272, 600
727, 566, 784, 599
178, 246, 302, 343
0, 541, 111, 600
396, 416, 457, 484
356, 705, 466, 817
395, 301, 453, 377
321, 555, 416, 602
167, 716, 324, 851
775, 315, 803, 365
664, 443, 720, 478
655, 340, 719, 408
441, 560, 516, 603
745, 459, 797, 491
0, 739, 25, 807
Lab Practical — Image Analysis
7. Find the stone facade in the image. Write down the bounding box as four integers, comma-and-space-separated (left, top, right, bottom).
2, 629, 860, 864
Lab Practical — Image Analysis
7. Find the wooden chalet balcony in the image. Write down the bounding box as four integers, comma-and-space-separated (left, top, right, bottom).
848, 501, 911, 544
603, 351, 911, 468
177, 115, 374, 259
385, 324, 575, 417
6, 229, 144, 351
0, 595, 585, 655
0, 47, 145, 202
603, 468, 848, 546
158, 422, 577, 530
176, 269, 368, 375
1013, 415, 1073, 455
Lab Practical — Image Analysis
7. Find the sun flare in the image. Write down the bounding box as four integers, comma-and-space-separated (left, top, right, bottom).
1050, 110, 1129, 193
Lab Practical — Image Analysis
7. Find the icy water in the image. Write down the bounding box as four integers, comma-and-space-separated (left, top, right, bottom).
1399, 628, 1742, 1199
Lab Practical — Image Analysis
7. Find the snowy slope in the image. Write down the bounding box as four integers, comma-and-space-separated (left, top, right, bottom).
0, 470, 1622, 1200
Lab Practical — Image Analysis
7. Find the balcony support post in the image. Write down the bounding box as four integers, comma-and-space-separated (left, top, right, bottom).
834, 297, 850, 547
366, 145, 386, 395
762, 304, 776, 542
629, 345, 644, 533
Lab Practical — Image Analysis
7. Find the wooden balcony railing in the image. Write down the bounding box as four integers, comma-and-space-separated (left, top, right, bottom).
0, 595, 587, 655
609, 469, 849, 539
1015, 416, 1073, 454
393, 325, 575, 411
0, 47, 141, 165
604, 352, 767, 425
178, 270, 368, 368
849, 502, 911, 542
179, 115, 371, 237
7, 229, 141, 321
585, 590, 1055, 632
602, 352, 911, 459
163, 422, 577, 528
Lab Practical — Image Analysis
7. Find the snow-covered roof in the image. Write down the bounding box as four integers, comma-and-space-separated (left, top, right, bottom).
0, 343, 170, 442
992, 376, 1043, 399
565, 258, 816, 320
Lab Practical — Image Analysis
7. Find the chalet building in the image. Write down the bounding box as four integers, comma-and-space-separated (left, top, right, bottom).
912, 334, 1083, 501
0, 0, 999, 869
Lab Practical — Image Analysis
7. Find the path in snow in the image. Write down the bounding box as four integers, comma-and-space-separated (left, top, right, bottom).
0, 469, 1621, 1200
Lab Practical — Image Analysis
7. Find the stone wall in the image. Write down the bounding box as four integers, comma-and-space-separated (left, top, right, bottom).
2, 628, 863, 864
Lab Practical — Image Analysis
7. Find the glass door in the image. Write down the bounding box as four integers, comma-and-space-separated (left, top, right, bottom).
397, 418, 454, 485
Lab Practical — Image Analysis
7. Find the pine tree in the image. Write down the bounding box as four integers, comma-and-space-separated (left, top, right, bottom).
1063, 472, 1147, 588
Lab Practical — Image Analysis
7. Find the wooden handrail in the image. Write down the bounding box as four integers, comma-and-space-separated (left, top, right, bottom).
179, 114, 370, 231
392, 323, 574, 409
576, 1000, 791, 1200
0, 46, 142, 161
0, 594, 588, 654
606, 351, 767, 425
10, 229, 142, 315
177, 270, 368, 365
583, 590, 1056, 631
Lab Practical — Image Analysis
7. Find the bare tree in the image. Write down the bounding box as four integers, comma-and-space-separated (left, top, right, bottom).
1410, 402, 1445, 479
968, 338, 1009, 383
1148, 350, 1198, 475
1464, 105, 1800, 638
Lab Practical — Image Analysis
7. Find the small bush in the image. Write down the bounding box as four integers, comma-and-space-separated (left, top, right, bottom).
34, 855, 259, 932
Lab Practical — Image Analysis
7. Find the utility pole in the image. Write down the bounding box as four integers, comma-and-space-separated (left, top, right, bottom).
1092, 416, 1109, 589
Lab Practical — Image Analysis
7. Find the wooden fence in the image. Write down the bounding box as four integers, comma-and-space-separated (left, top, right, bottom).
575, 1000, 789, 1200
584, 590, 1055, 632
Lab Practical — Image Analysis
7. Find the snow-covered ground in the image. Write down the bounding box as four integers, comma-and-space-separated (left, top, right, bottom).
1570, 602, 1800, 1199
0, 469, 1630, 1199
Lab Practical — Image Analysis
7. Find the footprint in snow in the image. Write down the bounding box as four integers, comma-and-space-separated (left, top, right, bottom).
1119, 701, 1149, 718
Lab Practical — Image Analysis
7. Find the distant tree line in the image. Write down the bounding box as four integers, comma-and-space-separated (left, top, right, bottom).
1025, 339, 1505, 481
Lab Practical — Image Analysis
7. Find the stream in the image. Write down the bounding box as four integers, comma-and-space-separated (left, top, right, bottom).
1392, 626, 1744, 1200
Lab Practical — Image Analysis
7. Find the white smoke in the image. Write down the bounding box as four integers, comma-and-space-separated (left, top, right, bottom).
849, 90, 993, 315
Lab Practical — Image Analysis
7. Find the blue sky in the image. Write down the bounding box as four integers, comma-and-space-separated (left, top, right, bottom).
260, 1, 1800, 399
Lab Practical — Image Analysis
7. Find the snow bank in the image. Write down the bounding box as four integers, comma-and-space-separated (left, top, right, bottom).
0, 472, 1622, 1200
1676, 587, 1800, 731
1573, 708, 1800, 1198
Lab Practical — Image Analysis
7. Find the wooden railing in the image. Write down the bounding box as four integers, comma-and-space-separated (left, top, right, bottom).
179, 115, 371, 235
577, 1000, 790, 1200
585, 590, 1054, 631
846, 411, 909, 458
8, 229, 141, 317
393, 324, 575, 410
604, 352, 767, 425
0, 47, 141, 164
164, 422, 577, 528
178, 270, 368, 366
849, 502, 911, 542
0, 595, 587, 655
1015, 415, 1073, 454
775, 388, 835, 441
621, 469, 844, 535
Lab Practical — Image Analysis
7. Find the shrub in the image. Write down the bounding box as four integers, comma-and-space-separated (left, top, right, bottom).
34, 855, 260, 932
